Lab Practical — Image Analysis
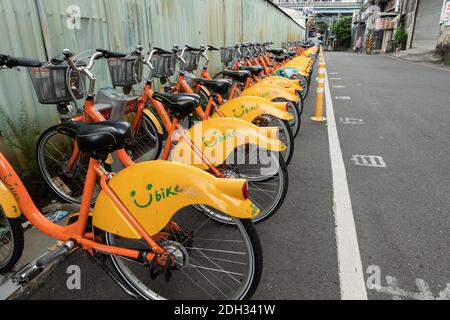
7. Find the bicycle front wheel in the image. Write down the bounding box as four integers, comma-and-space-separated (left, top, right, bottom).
0, 207, 24, 272
272, 98, 301, 138
105, 210, 262, 300
196, 149, 288, 224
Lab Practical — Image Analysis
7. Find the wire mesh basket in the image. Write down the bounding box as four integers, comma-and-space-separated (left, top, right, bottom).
107, 56, 143, 87
28, 62, 86, 105
220, 47, 235, 64
149, 53, 176, 78
180, 50, 200, 72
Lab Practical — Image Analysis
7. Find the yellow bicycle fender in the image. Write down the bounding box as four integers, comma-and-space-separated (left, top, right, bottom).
170, 117, 286, 170
0, 180, 21, 218
93, 161, 260, 238
213, 96, 293, 122
259, 76, 303, 92
272, 102, 288, 112
241, 84, 300, 103
143, 108, 164, 135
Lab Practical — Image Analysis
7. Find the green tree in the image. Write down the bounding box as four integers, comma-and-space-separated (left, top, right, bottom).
332, 16, 352, 50
316, 21, 329, 33
393, 27, 408, 50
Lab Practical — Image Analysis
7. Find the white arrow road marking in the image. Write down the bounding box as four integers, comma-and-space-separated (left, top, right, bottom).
323, 56, 368, 300
340, 117, 365, 124
335, 96, 351, 100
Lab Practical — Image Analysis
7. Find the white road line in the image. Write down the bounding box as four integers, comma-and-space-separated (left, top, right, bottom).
323, 55, 368, 300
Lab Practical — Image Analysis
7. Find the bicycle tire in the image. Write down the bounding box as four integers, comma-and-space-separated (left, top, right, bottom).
0, 209, 24, 273
195, 152, 289, 224
104, 214, 263, 300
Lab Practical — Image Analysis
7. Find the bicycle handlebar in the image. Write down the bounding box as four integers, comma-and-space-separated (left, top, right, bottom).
96, 49, 127, 59
185, 45, 201, 52
153, 47, 173, 55
0, 55, 42, 68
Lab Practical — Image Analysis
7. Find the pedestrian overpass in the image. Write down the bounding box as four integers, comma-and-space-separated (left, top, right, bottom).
273, 1, 362, 15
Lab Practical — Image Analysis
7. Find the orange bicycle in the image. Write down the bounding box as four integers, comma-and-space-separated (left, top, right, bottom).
161, 45, 296, 165
3, 48, 288, 224
0, 53, 263, 300
16, 48, 163, 204
131, 47, 289, 223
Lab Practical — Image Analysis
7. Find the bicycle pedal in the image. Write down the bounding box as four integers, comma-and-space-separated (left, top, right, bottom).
12, 240, 75, 285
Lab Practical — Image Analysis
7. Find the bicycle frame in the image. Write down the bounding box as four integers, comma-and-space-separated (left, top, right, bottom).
137, 82, 225, 177
64, 97, 145, 172
0, 151, 167, 264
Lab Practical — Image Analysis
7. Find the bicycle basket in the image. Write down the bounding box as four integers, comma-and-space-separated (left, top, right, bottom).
220, 47, 234, 64
28, 62, 86, 105
281, 42, 287, 49
149, 53, 176, 78
107, 56, 143, 87
180, 51, 200, 72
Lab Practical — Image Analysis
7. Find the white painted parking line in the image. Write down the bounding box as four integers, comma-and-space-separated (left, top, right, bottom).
323, 56, 368, 300
339, 117, 365, 124
330, 78, 342, 80
332, 85, 346, 88
335, 96, 351, 100
329, 72, 340, 75
351, 155, 386, 167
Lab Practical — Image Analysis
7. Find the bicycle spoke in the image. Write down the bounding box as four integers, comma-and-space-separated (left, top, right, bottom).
189, 249, 243, 284
181, 268, 217, 300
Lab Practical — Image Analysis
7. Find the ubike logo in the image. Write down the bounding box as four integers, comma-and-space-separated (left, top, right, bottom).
232, 104, 259, 118
2, 173, 20, 202
130, 183, 181, 209
250, 203, 259, 216
202, 129, 237, 148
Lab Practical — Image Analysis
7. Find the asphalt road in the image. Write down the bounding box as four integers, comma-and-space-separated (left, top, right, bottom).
12, 52, 450, 300
325, 52, 450, 300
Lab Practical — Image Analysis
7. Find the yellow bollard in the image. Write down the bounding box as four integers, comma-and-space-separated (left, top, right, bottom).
311, 60, 327, 122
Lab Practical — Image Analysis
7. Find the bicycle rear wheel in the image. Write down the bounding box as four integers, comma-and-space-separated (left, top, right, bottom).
195, 148, 288, 224
105, 209, 262, 300
37, 118, 162, 204
0, 207, 24, 272
37, 125, 97, 204
272, 98, 301, 138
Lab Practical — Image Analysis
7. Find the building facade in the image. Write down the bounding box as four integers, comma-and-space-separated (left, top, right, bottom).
352, 0, 450, 55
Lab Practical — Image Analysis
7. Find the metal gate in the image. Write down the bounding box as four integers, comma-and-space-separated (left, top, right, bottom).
412, 0, 443, 50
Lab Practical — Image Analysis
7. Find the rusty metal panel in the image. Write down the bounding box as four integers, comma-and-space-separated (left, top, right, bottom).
104, 0, 150, 51
144, 0, 226, 76
35, 0, 111, 90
